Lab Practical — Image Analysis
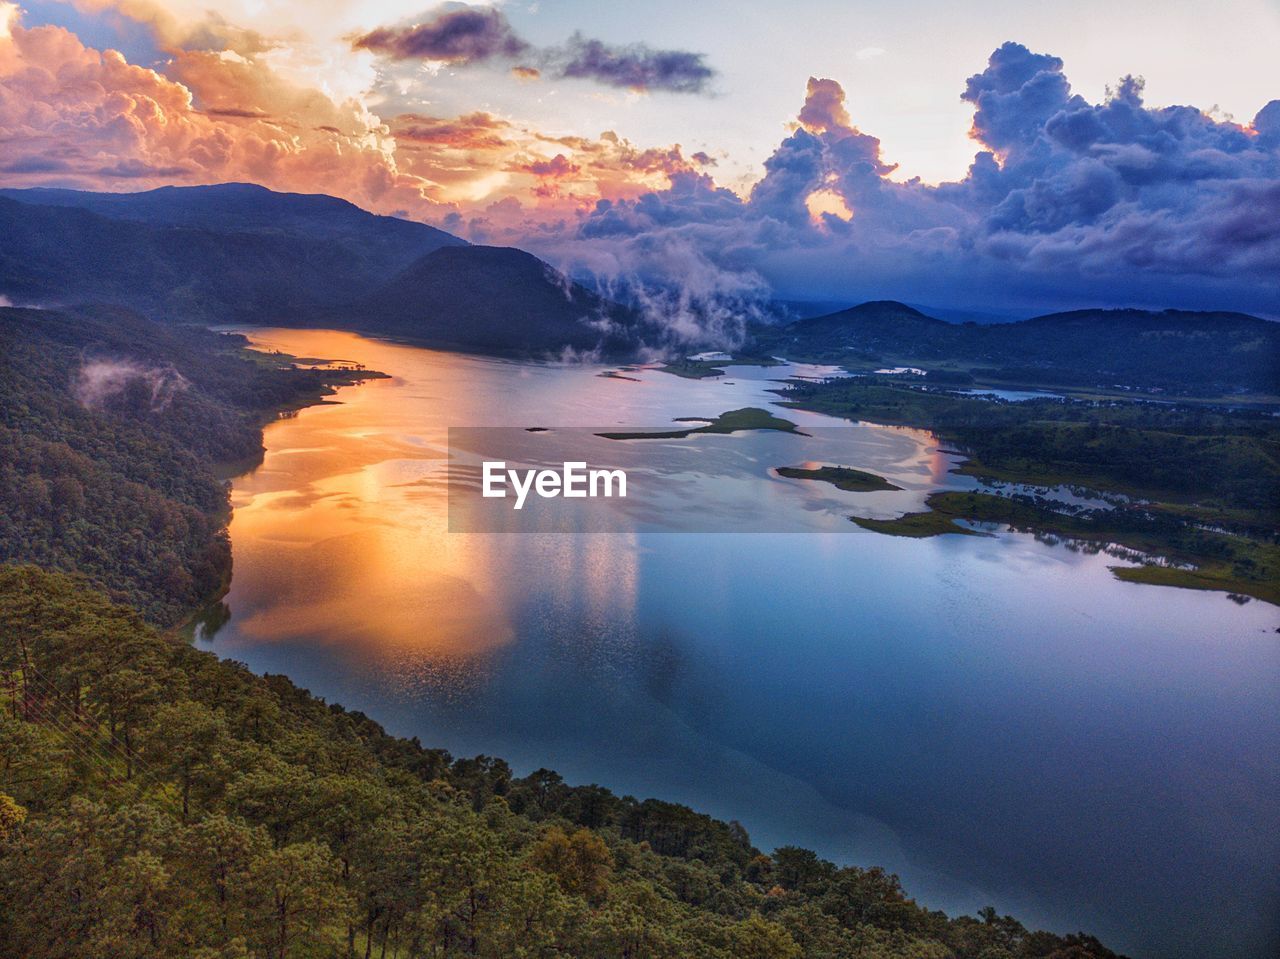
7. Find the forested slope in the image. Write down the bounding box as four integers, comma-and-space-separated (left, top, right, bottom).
0, 306, 378, 624
0, 566, 1125, 959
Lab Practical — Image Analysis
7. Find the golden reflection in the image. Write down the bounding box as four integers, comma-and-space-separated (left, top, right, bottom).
226, 331, 520, 669
222, 328, 642, 691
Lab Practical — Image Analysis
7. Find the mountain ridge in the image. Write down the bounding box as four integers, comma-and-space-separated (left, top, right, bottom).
755, 300, 1279, 393
1, 185, 1275, 385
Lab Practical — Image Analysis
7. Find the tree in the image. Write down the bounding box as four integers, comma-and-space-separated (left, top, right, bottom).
725, 914, 801, 959
174, 815, 269, 942
0, 792, 25, 840
244, 841, 352, 959
141, 701, 228, 821
528, 826, 614, 904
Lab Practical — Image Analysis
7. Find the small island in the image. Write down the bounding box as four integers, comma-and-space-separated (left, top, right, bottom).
852, 491, 1280, 604
659, 356, 785, 379
776, 465, 901, 492
598, 407, 804, 440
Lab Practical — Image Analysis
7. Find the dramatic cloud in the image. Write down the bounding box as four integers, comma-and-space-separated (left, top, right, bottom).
0, 6, 449, 213
548, 33, 714, 94
354, 4, 715, 94
391, 111, 513, 149
352, 4, 527, 64
507, 45, 1279, 320
1, 1, 1275, 323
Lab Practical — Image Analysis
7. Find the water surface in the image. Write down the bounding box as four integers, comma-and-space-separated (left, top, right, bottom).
197, 329, 1280, 958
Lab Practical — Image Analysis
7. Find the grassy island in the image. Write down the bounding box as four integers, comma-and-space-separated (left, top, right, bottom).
599, 407, 804, 440
852, 490, 1280, 604
659, 357, 784, 379
777, 465, 901, 492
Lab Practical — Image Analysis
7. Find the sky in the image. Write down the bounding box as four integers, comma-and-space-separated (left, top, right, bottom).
2, 0, 1278, 320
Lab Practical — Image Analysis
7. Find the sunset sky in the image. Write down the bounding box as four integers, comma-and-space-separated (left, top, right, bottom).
3, 0, 1278, 314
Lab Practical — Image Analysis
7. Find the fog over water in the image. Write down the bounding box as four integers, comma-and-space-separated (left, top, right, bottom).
196, 329, 1280, 959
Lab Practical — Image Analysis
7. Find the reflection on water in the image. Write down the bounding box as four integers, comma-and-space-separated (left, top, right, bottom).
198, 329, 1280, 959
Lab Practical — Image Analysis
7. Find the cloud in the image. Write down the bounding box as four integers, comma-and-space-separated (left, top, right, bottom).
353, 3, 715, 94
547, 33, 714, 94
0, 8, 450, 215
2, 6, 1276, 322
391, 111, 513, 149
509, 42, 1279, 322
519, 154, 580, 177
73, 359, 189, 411
352, 4, 527, 64
962, 41, 1079, 154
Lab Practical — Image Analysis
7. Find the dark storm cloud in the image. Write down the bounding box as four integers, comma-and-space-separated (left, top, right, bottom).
353, 4, 528, 64
354, 5, 715, 93
524, 43, 1280, 322
548, 34, 714, 93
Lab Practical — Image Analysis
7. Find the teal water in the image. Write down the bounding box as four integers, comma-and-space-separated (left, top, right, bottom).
196, 329, 1280, 958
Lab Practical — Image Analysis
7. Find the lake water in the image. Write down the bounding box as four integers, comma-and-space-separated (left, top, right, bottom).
196, 329, 1280, 959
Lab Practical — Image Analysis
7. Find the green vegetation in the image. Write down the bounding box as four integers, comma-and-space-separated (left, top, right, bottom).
0, 565, 1125, 959
782, 379, 1279, 604
660, 357, 784, 380
0, 306, 383, 625
751, 301, 1279, 396
852, 506, 987, 538
779, 380, 1279, 510
599, 407, 803, 441
852, 488, 1278, 603
776, 466, 901, 493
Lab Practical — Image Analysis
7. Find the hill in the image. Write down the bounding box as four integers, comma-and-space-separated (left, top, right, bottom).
0, 187, 644, 357
0, 195, 396, 322
753, 302, 1280, 394
352, 245, 641, 357
0, 305, 379, 623
0, 183, 464, 284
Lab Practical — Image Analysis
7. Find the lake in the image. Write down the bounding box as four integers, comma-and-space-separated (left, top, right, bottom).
196, 328, 1280, 958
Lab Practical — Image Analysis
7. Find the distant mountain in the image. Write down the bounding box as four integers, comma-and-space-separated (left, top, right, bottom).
0, 196, 359, 319
352, 245, 639, 356
754, 301, 1280, 393
0, 186, 644, 357
2, 185, 1275, 379
0, 183, 464, 283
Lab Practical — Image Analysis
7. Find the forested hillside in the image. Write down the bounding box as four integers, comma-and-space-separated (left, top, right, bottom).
0, 566, 1125, 959
0, 306, 379, 624
356, 245, 639, 356
751, 302, 1280, 394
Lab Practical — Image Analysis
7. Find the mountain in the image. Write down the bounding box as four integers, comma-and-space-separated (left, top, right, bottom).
0, 183, 464, 283
352, 245, 640, 356
0, 186, 641, 357
0, 184, 468, 324
0, 196, 367, 320
783, 300, 955, 353
2, 185, 1275, 378
754, 301, 1280, 393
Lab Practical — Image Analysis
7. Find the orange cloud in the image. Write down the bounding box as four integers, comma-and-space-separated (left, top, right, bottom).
391, 112, 514, 150
0, 11, 447, 214
0, 6, 724, 234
